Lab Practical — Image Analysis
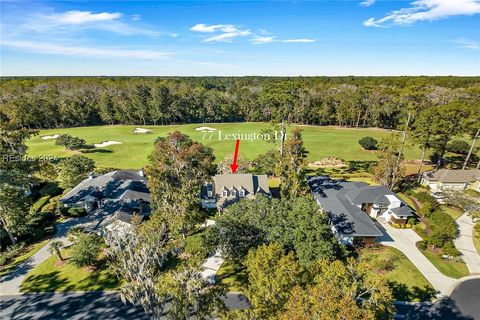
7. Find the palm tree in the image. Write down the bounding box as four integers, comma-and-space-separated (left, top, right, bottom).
48, 240, 64, 261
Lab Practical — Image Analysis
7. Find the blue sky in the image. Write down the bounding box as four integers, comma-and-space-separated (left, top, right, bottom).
1, 0, 479, 76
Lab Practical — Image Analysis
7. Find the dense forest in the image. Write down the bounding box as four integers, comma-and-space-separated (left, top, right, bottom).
1, 76, 479, 130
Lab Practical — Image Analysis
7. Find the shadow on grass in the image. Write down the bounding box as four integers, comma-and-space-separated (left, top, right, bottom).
81, 149, 113, 154
389, 280, 437, 302
215, 262, 247, 292
20, 271, 70, 293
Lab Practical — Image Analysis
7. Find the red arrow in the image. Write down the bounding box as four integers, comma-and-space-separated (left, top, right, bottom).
230, 139, 240, 174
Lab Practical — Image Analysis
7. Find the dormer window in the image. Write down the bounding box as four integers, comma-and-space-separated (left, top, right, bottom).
222, 189, 229, 197
230, 187, 237, 197
239, 189, 245, 197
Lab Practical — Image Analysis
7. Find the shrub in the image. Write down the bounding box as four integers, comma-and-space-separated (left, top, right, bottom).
0, 244, 23, 266
66, 207, 87, 217
417, 240, 428, 250
359, 137, 378, 150
442, 241, 460, 257
40, 202, 57, 213
184, 233, 208, 257
29, 196, 51, 214
69, 233, 101, 267
67, 226, 86, 242
447, 140, 472, 155
373, 258, 395, 272
39, 183, 61, 197
429, 210, 457, 241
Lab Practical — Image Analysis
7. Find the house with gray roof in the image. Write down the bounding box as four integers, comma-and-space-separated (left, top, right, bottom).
308, 176, 413, 246
421, 169, 480, 192
59, 169, 150, 224
201, 173, 270, 210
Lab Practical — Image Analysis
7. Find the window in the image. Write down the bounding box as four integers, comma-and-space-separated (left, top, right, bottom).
222, 190, 228, 197
239, 189, 245, 197
231, 189, 237, 197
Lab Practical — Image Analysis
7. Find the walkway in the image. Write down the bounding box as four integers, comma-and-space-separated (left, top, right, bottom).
200, 219, 225, 284
377, 222, 456, 296
0, 210, 113, 295
454, 213, 480, 275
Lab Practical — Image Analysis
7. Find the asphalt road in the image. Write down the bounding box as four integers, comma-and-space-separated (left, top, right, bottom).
394, 278, 480, 320
450, 279, 480, 320
0, 291, 249, 320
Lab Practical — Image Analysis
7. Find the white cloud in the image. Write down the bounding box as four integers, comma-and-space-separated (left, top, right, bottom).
452, 38, 479, 50
282, 38, 316, 43
190, 24, 237, 33
20, 10, 159, 36
1, 40, 170, 59
251, 36, 276, 44
132, 14, 141, 21
364, 0, 480, 27
360, 0, 376, 7
44, 10, 122, 25
190, 23, 251, 42
204, 30, 251, 42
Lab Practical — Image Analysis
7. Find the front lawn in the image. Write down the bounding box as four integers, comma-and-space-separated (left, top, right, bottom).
20, 249, 119, 292
359, 246, 435, 301
441, 205, 463, 220
474, 223, 480, 255
0, 239, 50, 277
419, 248, 469, 279
215, 260, 247, 292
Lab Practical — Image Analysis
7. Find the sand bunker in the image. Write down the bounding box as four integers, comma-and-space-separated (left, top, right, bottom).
308, 157, 347, 168
41, 134, 60, 140
195, 126, 216, 131
94, 141, 122, 148
133, 127, 152, 134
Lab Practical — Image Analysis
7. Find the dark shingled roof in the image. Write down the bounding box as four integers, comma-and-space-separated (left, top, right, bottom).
390, 206, 413, 217
60, 170, 149, 205
308, 176, 383, 237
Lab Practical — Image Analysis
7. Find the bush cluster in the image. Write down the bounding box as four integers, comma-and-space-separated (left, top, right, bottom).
358, 136, 378, 150
55, 134, 89, 150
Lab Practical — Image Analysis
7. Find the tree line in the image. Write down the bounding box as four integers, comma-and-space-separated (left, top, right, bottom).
1, 76, 478, 130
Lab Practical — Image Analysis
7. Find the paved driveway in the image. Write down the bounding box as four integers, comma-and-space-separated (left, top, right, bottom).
376, 222, 456, 296
0, 209, 115, 295
454, 213, 480, 275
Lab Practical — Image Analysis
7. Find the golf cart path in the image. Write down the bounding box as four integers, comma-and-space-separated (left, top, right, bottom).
454, 213, 480, 275
0, 212, 110, 295
377, 222, 456, 296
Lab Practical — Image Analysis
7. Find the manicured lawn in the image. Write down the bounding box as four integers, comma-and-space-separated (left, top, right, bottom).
397, 193, 416, 209
215, 260, 247, 292
27, 123, 424, 169
473, 223, 480, 255
20, 249, 119, 292
419, 248, 469, 279
441, 205, 463, 220
359, 246, 435, 301
0, 239, 50, 277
